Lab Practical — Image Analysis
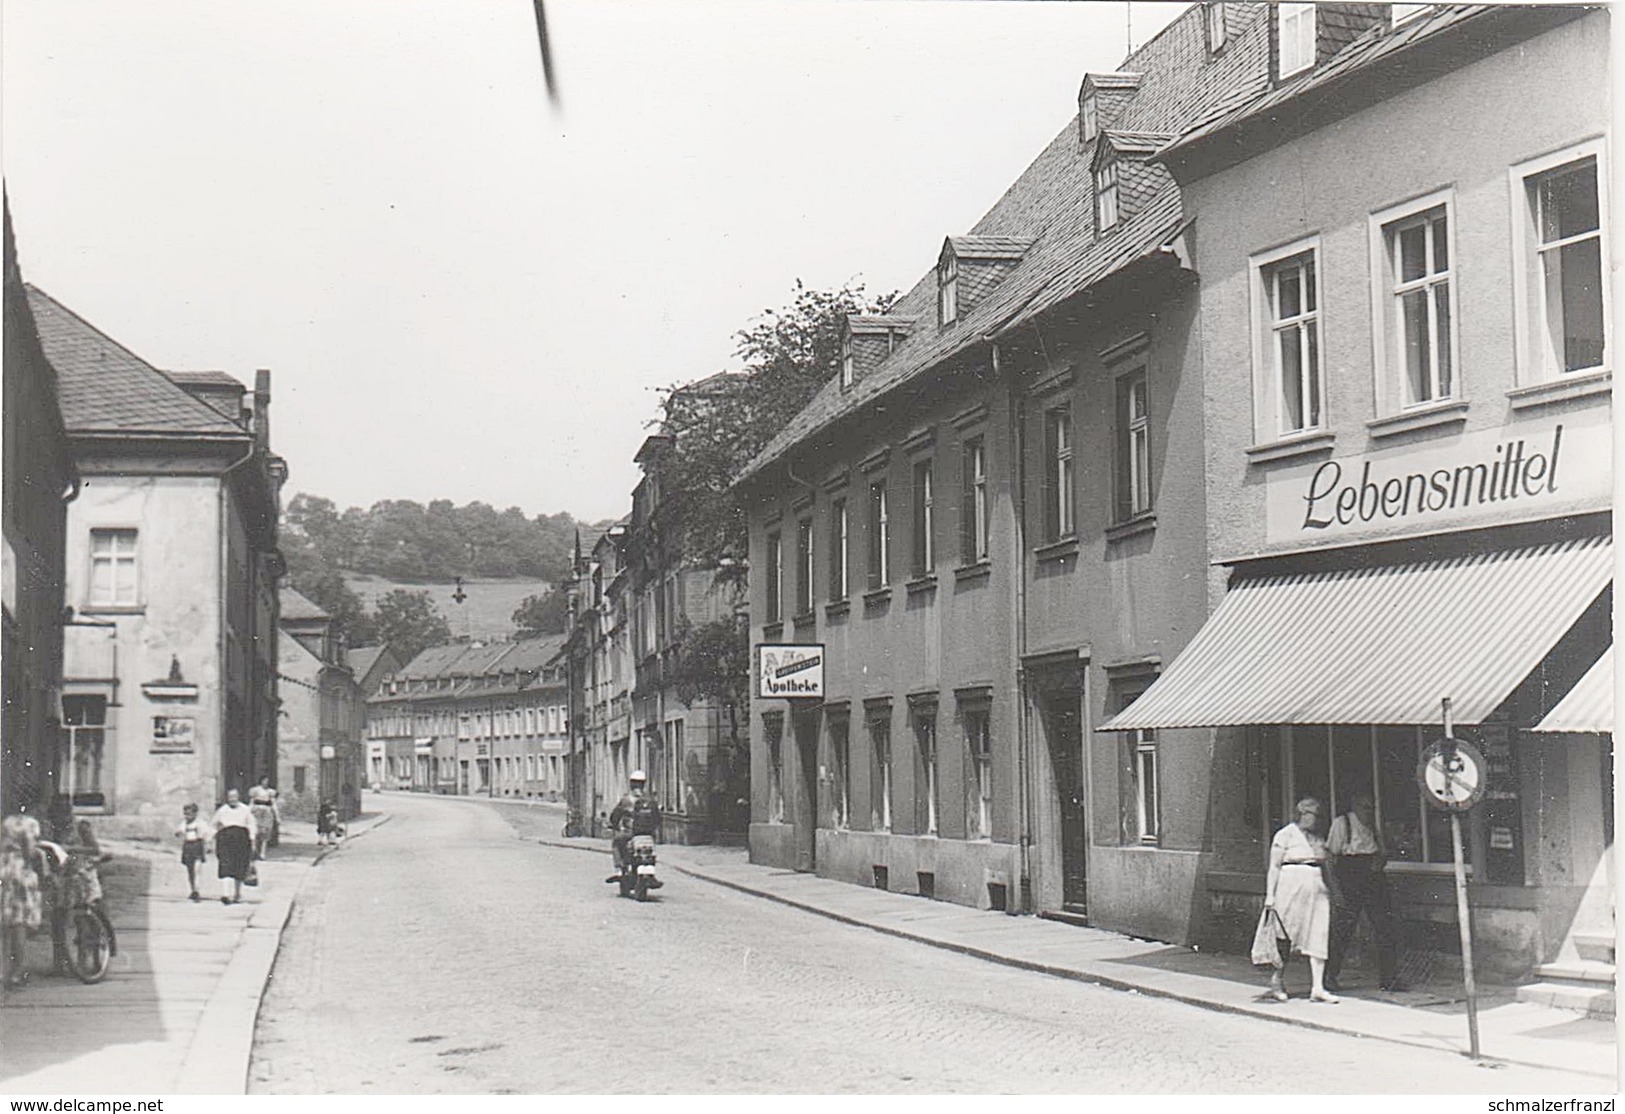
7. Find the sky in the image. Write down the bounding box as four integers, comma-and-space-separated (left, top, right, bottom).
3, 0, 1188, 523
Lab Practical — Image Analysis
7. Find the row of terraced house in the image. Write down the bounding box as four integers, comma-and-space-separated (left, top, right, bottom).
737, 2, 1613, 985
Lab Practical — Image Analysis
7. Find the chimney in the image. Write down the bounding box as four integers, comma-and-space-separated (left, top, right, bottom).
253, 368, 271, 450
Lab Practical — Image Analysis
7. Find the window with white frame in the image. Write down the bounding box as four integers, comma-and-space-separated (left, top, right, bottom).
829, 714, 851, 829
61, 695, 108, 810
765, 530, 782, 623
829, 497, 849, 601
914, 704, 938, 836
88, 529, 138, 607
964, 703, 993, 839
840, 330, 855, 388
1095, 162, 1120, 231
1277, 2, 1315, 78
1372, 194, 1457, 411
1512, 143, 1607, 383
961, 436, 989, 564
939, 253, 959, 325
1205, 2, 1227, 52
795, 517, 813, 616
1254, 242, 1325, 437
1081, 89, 1099, 144
1044, 406, 1075, 540
867, 481, 890, 589
869, 713, 893, 832
911, 459, 934, 576
1116, 369, 1152, 520
1114, 681, 1159, 843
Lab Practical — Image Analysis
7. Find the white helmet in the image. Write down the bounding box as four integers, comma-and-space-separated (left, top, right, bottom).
629, 769, 647, 783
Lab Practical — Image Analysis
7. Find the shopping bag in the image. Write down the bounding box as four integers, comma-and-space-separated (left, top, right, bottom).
244, 863, 260, 887
1250, 907, 1286, 968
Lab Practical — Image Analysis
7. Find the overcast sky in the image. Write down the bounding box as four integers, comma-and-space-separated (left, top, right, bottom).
4, 0, 1186, 523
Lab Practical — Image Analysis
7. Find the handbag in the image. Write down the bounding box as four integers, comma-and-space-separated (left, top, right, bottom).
244, 862, 260, 887
1250, 906, 1289, 968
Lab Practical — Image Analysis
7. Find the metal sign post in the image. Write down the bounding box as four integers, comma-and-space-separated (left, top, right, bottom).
1419, 696, 1484, 1060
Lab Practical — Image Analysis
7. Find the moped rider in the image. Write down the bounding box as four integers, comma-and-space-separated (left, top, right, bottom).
604, 770, 661, 885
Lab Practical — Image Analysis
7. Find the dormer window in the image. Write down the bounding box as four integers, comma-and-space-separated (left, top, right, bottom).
1205, 2, 1227, 53
1095, 163, 1120, 231
1081, 91, 1099, 144
840, 330, 855, 388
938, 254, 959, 325
1278, 2, 1315, 78
1392, 3, 1430, 25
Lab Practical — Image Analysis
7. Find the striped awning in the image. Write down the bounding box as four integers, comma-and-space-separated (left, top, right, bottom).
1532, 646, 1614, 734
1102, 536, 1612, 731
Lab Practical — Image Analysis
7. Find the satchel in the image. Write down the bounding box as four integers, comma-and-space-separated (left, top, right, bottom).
1250, 907, 1288, 968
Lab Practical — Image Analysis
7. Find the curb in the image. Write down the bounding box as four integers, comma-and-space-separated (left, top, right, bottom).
175, 810, 392, 1093
533, 834, 1606, 1081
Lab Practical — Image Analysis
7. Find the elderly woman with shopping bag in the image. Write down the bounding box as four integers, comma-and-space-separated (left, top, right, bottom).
1253, 796, 1340, 1003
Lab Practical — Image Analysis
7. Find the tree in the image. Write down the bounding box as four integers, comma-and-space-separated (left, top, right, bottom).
667, 613, 753, 833
658, 280, 897, 566
512, 589, 569, 638
371, 590, 452, 661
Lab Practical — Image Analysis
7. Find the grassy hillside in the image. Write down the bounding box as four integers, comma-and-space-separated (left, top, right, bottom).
344, 574, 554, 643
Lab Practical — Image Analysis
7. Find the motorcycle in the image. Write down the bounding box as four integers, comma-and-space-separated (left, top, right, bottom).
615, 833, 662, 902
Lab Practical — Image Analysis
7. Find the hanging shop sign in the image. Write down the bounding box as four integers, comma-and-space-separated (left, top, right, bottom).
1265, 410, 1610, 549
1417, 735, 1487, 812
759, 644, 825, 699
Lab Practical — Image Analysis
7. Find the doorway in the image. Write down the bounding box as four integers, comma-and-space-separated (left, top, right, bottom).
792, 708, 820, 871
1039, 682, 1088, 914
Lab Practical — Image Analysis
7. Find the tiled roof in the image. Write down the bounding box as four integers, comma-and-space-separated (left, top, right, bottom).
1102, 130, 1178, 155
346, 645, 388, 678
25, 286, 248, 438
279, 588, 330, 622
947, 236, 1032, 260
738, 3, 1273, 484
1166, 4, 1495, 156
166, 370, 245, 390
1083, 71, 1144, 90
847, 314, 915, 332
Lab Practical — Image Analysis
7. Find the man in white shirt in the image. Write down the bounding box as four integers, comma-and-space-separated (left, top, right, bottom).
1326, 788, 1405, 992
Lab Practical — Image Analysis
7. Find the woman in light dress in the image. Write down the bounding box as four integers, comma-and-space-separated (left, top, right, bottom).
1264, 796, 1340, 1003
0, 815, 44, 989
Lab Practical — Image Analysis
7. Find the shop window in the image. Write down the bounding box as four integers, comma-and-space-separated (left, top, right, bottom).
765, 531, 782, 623
1372, 193, 1457, 411
963, 702, 993, 840
1043, 406, 1074, 541
828, 715, 851, 830
911, 459, 935, 576
961, 436, 989, 564
1252, 240, 1324, 438
829, 497, 849, 600
60, 695, 108, 811
1113, 681, 1159, 843
765, 714, 784, 824
1512, 143, 1607, 383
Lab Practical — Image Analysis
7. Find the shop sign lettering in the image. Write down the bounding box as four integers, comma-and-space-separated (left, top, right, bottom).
1265, 412, 1610, 548
759, 644, 825, 699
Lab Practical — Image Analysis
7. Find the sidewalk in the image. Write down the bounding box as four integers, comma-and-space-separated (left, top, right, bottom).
0, 811, 389, 1095
536, 822, 1617, 1083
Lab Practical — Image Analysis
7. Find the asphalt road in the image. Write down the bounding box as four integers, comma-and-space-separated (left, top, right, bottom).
250, 793, 1597, 1093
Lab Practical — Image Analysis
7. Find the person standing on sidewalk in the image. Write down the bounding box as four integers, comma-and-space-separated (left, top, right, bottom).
1326, 788, 1406, 992
1263, 797, 1339, 1004
249, 782, 276, 860
176, 803, 208, 901
1, 815, 45, 989
210, 789, 257, 905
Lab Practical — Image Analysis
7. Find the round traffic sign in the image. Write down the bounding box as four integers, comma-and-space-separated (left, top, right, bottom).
1417, 736, 1486, 812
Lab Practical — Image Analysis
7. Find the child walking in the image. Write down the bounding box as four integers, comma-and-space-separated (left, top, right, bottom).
175, 803, 208, 902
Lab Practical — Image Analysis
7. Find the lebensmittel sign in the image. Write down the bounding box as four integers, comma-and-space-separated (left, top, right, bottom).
1264, 410, 1610, 549
759, 644, 825, 699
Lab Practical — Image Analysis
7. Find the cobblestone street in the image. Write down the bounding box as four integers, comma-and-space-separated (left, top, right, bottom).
249, 794, 1599, 1093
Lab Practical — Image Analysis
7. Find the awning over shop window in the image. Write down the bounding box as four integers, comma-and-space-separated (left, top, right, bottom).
1102, 535, 1612, 731
1531, 646, 1614, 734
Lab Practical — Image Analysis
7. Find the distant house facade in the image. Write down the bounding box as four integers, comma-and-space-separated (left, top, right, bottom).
349, 644, 403, 789
1, 201, 76, 817
278, 589, 364, 821
32, 286, 284, 838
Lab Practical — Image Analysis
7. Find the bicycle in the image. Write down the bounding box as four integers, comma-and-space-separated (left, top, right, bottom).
39, 839, 117, 984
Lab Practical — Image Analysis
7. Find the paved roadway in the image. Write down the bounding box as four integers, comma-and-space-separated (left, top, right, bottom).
250, 793, 1595, 1094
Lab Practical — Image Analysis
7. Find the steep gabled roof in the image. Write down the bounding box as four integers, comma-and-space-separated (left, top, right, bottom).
737, 3, 1273, 485
946, 236, 1032, 261
279, 588, 330, 622
25, 286, 248, 438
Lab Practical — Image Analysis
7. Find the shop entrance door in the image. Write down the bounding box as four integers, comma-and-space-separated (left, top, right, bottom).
1041, 689, 1088, 913
792, 709, 820, 872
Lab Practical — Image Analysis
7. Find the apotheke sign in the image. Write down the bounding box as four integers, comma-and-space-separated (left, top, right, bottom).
759, 644, 825, 699
1265, 412, 1610, 548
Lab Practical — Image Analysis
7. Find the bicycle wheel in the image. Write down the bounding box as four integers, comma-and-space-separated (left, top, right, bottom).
68, 909, 111, 984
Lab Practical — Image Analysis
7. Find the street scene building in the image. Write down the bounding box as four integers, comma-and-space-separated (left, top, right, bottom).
741, 1, 1612, 985
28, 286, 285, 839
276, 589, 364, 822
